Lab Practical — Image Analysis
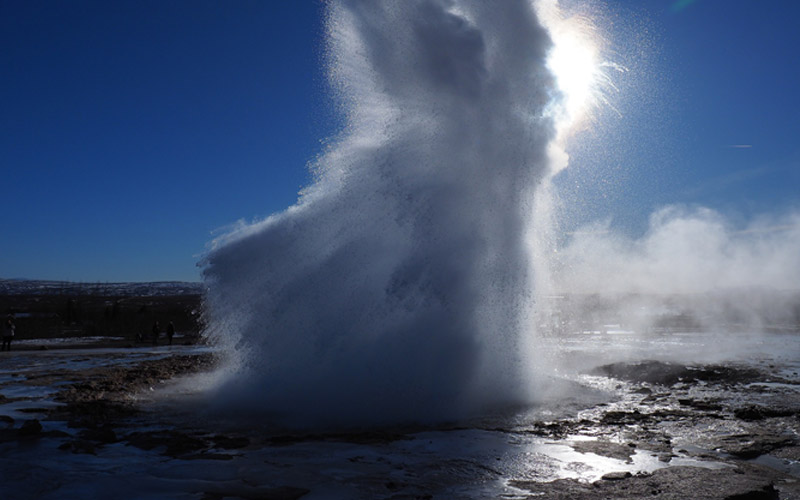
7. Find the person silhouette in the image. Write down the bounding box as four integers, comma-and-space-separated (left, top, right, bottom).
2, 315, 15, 351
166, 321, 175, 346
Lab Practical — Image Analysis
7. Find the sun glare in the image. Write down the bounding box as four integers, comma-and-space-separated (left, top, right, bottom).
548, 17, 600, 127
536, 1, 607, 137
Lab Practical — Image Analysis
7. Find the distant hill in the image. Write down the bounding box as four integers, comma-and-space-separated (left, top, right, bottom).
0, 279, 204, 297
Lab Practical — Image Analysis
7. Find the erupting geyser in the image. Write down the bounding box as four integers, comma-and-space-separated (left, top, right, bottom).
201, 0, 602, 427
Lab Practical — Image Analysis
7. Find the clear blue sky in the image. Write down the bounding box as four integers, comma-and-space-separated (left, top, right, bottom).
2, 1, 798, 282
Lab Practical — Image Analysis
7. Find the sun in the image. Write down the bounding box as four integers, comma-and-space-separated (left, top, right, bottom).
548, 16, 601, 128
537, 2, 607, 137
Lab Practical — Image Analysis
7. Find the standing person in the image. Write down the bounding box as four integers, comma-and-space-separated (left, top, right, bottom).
152, 321, 160, 346
166, 321, 175, 346
2, 315, 15, 351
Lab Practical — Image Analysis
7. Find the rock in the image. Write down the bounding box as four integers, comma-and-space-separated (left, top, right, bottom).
56, 400, 138, 428
601, 471, 632, 480
59, 440, 97, 455
79, 426, 118, 444
54, 353, 216, 407
201, 486, 310, 500
528, 420, 573, 438
722, 434, 795, 459
572, 441, 637, 462
509, 465, 781, 499
734, 405, 797, 421
678, 398, 724, 412
593, 360, 771, 387
600, 410, 649, 425
592, 360, 696, 385
180, 452, 234, 461
210, 435, 250, 449
126, 430, 208, 457
723, 485, 780, 500
18, 419, 42, 436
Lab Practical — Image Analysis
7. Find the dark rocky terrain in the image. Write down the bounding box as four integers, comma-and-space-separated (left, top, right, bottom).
1, 282, 798, 498
1, 350, 798, 499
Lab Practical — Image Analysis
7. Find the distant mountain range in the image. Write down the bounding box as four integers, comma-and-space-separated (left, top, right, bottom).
0, 279, 204, 296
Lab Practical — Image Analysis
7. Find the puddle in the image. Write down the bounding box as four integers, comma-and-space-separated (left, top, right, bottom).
752, 454, 800, 478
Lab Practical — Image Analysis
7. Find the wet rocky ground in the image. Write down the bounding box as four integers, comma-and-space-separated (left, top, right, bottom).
1, 347, 799, 499
506, 359, 800, 499
0, 351, 216, 449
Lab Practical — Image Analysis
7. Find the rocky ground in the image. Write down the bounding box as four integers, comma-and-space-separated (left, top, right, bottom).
1, 350, 799, 499
0, 352, 216, 450
506, 359, 800, 499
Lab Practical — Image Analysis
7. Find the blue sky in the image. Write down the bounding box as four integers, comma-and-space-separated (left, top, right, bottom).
558, 0, 800, 234
2, 1, 798, 282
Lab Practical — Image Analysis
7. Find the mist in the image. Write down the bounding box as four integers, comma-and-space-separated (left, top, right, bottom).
553, 205, 800, 334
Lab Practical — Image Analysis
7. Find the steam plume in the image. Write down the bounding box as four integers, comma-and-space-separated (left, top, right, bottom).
201, 0, 561, 427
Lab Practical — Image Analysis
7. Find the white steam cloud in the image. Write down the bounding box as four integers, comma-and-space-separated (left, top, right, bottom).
558, 206, 800, 295
553, 206, 800, 335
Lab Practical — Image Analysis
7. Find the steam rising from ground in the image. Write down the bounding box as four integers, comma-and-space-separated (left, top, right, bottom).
555, 207, 800, 333
202, 0, 567, 427
560, 207, 800, 294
